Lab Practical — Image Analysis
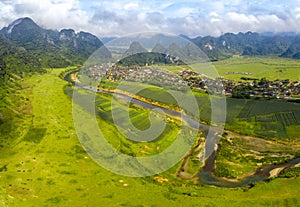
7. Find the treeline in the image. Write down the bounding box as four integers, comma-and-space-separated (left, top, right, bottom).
117, 52, 183, 66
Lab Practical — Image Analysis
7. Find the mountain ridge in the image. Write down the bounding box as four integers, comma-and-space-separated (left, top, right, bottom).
186, 32, 298, 60
1, 17, 300, 73
101, 32, 300, 61
1, 17, 104, 68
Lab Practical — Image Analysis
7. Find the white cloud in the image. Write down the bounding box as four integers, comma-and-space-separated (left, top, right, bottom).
0, 0, 92, 33
209, 12, 219, 17
175, 7, 197, 17
0, 0, 299, 37
124, 3, 139, 11
227, 12, 258, 24
211, 18, 221, 23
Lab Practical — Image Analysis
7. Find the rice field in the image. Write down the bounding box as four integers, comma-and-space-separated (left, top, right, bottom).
118, 85, 300, 139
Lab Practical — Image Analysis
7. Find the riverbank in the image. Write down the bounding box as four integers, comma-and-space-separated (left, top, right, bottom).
65, 69, 300, 188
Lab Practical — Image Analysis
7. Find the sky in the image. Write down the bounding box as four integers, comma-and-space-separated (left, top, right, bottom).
0, 0, 300, 38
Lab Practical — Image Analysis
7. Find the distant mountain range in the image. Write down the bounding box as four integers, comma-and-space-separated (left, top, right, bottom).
1, 17, 300, 80
183, 32, 300, 60
102, 32, 300, 61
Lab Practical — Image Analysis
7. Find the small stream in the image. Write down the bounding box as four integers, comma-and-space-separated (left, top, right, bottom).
199, 152, 300, 188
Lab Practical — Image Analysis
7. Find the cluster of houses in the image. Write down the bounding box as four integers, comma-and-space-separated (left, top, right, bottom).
179, 70, 224, 94
180, 69, 300, 99
224, 78, 300, 99
86, 65, 187, 91
125, 67, 188, 91
85, 65, 300, 99
225, 71, 253, 76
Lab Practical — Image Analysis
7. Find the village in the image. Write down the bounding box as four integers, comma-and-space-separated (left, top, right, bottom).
180, 69, 300, 99
86, 65, 300, 100
86, 65, 187, 91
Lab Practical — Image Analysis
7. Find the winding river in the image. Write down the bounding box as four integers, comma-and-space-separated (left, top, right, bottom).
64, 71, 300, 188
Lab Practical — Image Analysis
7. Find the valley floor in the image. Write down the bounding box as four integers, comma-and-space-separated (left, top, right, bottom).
0, 69, 300, 206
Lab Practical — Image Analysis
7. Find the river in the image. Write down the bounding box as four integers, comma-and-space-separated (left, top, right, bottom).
64, 70, 300, 188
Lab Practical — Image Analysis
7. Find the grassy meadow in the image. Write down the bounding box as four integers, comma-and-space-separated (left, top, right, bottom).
213, 56, 300, 81
0, 66, 299, 206
156, 56, 300, 81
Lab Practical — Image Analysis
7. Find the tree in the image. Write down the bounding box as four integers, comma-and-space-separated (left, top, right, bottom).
0, 57, 6, 78
258, 77, 268, 85
232, 85, 251, 99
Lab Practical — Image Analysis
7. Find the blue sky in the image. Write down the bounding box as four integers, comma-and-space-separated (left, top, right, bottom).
0, 0, 300, 37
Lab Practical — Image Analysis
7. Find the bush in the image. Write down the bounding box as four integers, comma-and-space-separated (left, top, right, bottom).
278, 167, 300, 178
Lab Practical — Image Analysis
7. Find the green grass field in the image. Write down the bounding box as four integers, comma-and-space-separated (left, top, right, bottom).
0, 68, 300, 206
156, 56, 300, 81
212, 56, 300, 81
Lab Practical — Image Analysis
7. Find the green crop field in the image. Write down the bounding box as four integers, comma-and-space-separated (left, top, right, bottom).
68, 86, 181, 157
107, 84, 300, 139
212, 56, 300, 81
224, 98, 300, 139
113, 57, 300, 140
0, 69, 300, 206
166, 56, 300, 81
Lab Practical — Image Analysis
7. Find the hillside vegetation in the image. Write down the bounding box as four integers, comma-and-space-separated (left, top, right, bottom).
0, 33, 42, 77
1, 17, 105, 68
